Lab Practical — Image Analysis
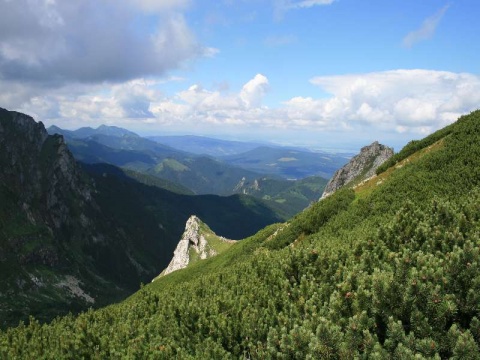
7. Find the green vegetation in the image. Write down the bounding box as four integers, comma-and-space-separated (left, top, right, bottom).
154, 158, 189, 172
239, 176, 329, 218
376, 120, 455, 175
222, 146, 350, 179
197, 222, 234, 255
1, 110, 480, 358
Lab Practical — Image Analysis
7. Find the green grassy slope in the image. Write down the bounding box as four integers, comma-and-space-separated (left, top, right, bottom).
1, 110, 480, 358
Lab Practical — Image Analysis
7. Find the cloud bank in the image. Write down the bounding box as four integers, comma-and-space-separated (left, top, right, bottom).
0, 0, 204, 84
10, 70, 480, 138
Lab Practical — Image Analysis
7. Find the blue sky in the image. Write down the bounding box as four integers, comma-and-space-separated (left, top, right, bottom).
0, 0, 479, 151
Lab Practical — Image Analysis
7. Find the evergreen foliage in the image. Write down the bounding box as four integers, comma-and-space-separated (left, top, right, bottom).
1, 110, 480, 358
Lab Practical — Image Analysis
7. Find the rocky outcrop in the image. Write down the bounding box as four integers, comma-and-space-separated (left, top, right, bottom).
321, 141, 393, 199
0, 108, 93, 231
160, 216, 232, 277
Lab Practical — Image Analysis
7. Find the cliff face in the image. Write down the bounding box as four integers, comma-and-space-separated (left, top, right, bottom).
321, 141, 393, 199
159, 215, 234, 277
0, 109, 94, 265
0, 108, 167, 326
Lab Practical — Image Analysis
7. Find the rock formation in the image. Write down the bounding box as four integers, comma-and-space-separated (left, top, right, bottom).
321, 141, 393, 199
160, 215, 233, 276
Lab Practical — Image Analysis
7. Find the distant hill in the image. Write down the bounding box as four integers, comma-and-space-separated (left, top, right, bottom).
148, 135, 264, 156
47, 124, 139, 139
221, 145, 351, 179
48, 125, 266, 196
235, 175, 329, 218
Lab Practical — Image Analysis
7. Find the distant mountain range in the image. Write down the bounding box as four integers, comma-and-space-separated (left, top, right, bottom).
148, 134, 352, 179
147, 135, 264, 157
220, 145, 350, 179
47, 124, 346, 215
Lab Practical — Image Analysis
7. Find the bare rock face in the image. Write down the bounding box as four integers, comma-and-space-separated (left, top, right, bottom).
321, 141, 393, 199
161, 216, 226, 276
0, 108, 93, 231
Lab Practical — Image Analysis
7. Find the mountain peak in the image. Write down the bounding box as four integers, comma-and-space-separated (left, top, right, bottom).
94, 124, 139, 138
48, 124, 139, 139
158, 215, 234, 277
321, 141, 393, 199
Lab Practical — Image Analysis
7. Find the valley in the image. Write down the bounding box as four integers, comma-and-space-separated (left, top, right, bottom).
48, 124, 346, 217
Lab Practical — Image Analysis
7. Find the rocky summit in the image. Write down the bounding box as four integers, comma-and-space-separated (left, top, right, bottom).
159, 215, 234, 277
321, 141, 393, 199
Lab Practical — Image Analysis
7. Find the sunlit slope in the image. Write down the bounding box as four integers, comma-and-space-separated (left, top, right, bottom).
2, 110, 480, 358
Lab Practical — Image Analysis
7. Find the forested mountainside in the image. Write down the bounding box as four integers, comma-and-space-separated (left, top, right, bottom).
1, 110, 479, 358
0, 108, 283, 328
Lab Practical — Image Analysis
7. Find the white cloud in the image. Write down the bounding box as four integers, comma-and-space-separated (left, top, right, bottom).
403, 4, 450, 48
240, 74, 269, 108
128, 0, 191, 13
4, 70, 480, 142
309, 69, 480, 131
0, 0, 204, 83
273, 0, 336, 20
288, 0, 336, 9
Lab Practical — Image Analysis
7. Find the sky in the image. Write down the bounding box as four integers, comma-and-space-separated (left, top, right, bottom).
0, 0, 479, 151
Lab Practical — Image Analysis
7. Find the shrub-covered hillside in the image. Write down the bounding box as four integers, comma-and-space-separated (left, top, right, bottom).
1, 110, 480, 358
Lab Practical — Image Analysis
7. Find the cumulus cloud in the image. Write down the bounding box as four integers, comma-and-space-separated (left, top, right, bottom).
240, 74, 269, 108
403, 4, 450, 48
308, 69, 480, 132
0, 0, 204, 84
5, 70, 480, 139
